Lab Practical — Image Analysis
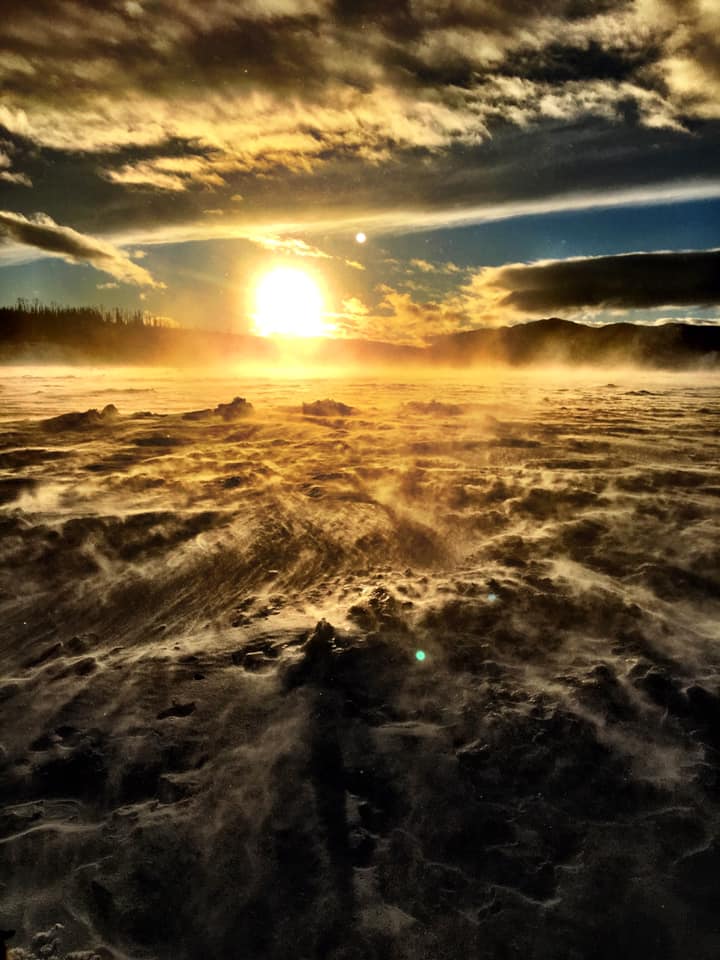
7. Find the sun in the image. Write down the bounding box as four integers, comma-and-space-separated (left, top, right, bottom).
252, 267, 332, 338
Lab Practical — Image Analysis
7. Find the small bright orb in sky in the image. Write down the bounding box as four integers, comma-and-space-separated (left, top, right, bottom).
253, 267, 330, 337
415, 649, 426, 662
355, 232, 367, 244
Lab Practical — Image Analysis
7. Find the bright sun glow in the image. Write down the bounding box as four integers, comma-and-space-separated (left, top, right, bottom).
252, 267, 331, 338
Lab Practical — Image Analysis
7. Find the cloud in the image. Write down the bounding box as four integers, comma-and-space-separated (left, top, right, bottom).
342, 179, 720, 239
49, 166, 704, 260
243, 234, 365, 270
642, 0, 720, 120
104, 154, 230, 191
0, 211, 165, 287
105, 163, 188, 193
410, 259, 438, 273
648, 316, 720, 326
0, 0, 718, 260
335, 284, 470, 345
0, 145, 31, 186
460, 249, 720, 321
252, 236, 334, 259
340, 296, 369, 316
0, 169, 31, 187
409, 258, 465, 274
0, 1, 711, 170
334, 249, 720, 340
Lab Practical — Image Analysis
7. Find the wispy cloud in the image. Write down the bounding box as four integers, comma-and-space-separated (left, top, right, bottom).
104, 154, 229, 191
252, 236, 333, 260
251, 234, 365, 270
84, 177, 720, 251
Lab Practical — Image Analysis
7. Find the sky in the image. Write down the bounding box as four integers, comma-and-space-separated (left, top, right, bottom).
0, 0, 719, 343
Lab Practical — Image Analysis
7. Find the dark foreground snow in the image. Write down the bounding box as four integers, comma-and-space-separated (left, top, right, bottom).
1, 369, 719, 960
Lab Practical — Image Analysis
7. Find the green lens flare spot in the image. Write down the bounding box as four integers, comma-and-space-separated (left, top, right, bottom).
415, 650, 426, 662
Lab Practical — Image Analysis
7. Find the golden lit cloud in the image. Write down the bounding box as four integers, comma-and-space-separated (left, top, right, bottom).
1, 0, 719, 318
341, 296, 369, 316
332, 284, 469, 346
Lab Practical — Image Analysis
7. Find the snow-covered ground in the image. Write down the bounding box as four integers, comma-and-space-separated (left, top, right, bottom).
1, 367, 719, 960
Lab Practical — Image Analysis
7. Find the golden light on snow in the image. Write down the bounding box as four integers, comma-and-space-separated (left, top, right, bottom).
252, 267, 332, 338
355, 232, 367, 244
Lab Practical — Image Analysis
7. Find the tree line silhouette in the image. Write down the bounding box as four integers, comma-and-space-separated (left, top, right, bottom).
3, 299, 173, 333
0, 299, 268, 364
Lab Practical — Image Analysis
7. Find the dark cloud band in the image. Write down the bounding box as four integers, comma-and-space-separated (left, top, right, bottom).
0, 211, 163, 287
496, 250, 720, 312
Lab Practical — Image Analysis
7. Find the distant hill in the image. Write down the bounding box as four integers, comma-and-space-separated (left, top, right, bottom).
290, 317, 720, 369
429, 318, 720, 369
1, 304, 718, 368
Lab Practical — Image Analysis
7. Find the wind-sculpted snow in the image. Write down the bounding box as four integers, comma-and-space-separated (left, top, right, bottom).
0, 369, 719, 960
